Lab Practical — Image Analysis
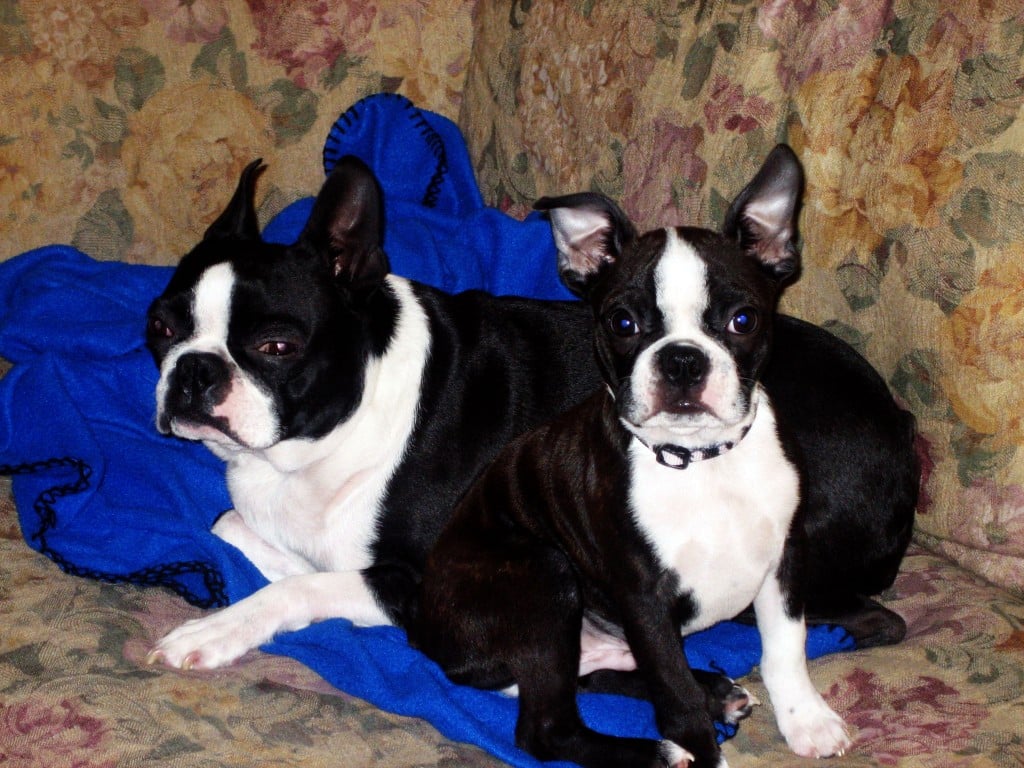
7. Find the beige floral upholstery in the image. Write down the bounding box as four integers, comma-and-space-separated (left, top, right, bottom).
2, 2, 1023, 767
1, 1, 471, 264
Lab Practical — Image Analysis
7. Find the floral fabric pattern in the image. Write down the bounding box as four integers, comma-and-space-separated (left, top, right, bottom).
0, 0, 473, 264
0, 484, 497, 768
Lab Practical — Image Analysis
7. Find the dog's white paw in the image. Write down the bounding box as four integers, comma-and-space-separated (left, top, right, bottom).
658, 739, 696, 768
777, 695, 851, 759
146, 606, 268, 670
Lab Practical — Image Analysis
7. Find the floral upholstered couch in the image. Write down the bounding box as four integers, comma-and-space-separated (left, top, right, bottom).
2, 2, 1023, 766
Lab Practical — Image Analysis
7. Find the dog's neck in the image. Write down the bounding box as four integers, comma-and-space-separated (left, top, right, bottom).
627, 390, 761, 470
640, 425, 752, 469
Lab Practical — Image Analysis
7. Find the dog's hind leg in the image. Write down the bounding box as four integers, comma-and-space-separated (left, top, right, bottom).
578, 655, 756, 725
690, 668, 758, 725
516, 669, 693, 768
734, 590, 907, 649
506, 549, 692, 768
417, 540, 690, 767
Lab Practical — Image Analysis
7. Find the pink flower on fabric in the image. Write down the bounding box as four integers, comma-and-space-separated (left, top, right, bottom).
758, 0, 894, 88
248, 0, 377, 88
0, 699, 115, 767
622, 117, 706, 227
141, 0, 228, 43
702, 75, 776, 134
829, 670, 987, 766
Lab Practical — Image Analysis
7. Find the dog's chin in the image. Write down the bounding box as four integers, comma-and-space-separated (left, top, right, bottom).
622, 398, 753, 450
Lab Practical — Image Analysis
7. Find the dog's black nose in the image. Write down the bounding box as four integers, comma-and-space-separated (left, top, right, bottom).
657, 344, 708, 388
168, 352, 231, 413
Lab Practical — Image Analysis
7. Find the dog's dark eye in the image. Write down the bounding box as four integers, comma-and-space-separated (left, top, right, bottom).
148, 316, 174, 340
727, 308, 758, 335
607, 308, 639, 337
257, 340, 299, 357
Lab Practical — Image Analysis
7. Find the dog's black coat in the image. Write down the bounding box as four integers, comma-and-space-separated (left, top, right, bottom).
766, 315, 918, 630
413, 391, 727, 766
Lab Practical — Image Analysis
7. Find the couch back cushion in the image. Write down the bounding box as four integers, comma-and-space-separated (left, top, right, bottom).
461, 1, 1024, 594
0, 1, 474, 264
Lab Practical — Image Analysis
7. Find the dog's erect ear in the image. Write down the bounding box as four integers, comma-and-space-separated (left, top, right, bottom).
534, 193, 636, 297
204, 159, 264, 241
299, 155, 390, 290
722, 144, 803, 283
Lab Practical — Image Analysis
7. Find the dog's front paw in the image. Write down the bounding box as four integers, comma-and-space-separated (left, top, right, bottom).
777, 694, 851, 759
661, 738, 726, 768
146, 605, 268, 670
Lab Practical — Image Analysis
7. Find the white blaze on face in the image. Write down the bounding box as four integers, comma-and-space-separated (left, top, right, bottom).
626, 229, 746, 441
155, 262, 280, 450
192, 262, 235, 345
654, 229, 709, 338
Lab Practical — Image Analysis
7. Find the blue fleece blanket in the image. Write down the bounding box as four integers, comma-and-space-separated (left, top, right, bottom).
0, 94, 852, 767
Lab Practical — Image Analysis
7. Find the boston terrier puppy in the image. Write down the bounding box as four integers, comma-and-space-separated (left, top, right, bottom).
412, 147, 871, 767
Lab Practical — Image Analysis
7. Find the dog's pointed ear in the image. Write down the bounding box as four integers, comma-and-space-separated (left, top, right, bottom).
299, 155, 390, 290
722, 144, 803, 283
534, 193, 636, 297
204, 159, 265, 241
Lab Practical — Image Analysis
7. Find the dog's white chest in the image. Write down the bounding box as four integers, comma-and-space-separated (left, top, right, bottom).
226, 451, 384, 572
628, 400, 799, 633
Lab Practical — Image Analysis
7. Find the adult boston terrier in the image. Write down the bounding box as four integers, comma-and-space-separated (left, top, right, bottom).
144, 155, 600, 668
144, 150, 915, 715
412, 146, 909, 767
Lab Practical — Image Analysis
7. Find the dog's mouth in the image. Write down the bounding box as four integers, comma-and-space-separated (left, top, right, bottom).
622, 403, 755, 456
665, 398, 711, 416
622, 390, 719, 425
623, 408, 719, 434
620, 385, 758, 452
160, 411, 244, 447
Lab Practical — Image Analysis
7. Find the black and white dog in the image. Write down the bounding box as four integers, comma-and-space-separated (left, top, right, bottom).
410, 146, 913, 767
143, 150, 915, 711
144, 156, 599, 668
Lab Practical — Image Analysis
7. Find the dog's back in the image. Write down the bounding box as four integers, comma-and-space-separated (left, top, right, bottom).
367, 288, 599, 624
765, 316, 918, 619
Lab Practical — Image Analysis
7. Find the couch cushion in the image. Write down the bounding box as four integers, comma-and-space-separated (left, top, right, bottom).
0, 0, 475, 264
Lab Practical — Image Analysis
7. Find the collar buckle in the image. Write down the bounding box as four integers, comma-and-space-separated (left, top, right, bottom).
650, 425, 750, 471
655, 445, 692, 469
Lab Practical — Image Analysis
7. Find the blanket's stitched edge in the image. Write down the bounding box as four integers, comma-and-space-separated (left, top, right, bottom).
0, 458, 229, 609
322, 92, 449, 209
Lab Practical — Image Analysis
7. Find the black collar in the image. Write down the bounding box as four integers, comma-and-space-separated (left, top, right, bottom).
644, 425, 751, 470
